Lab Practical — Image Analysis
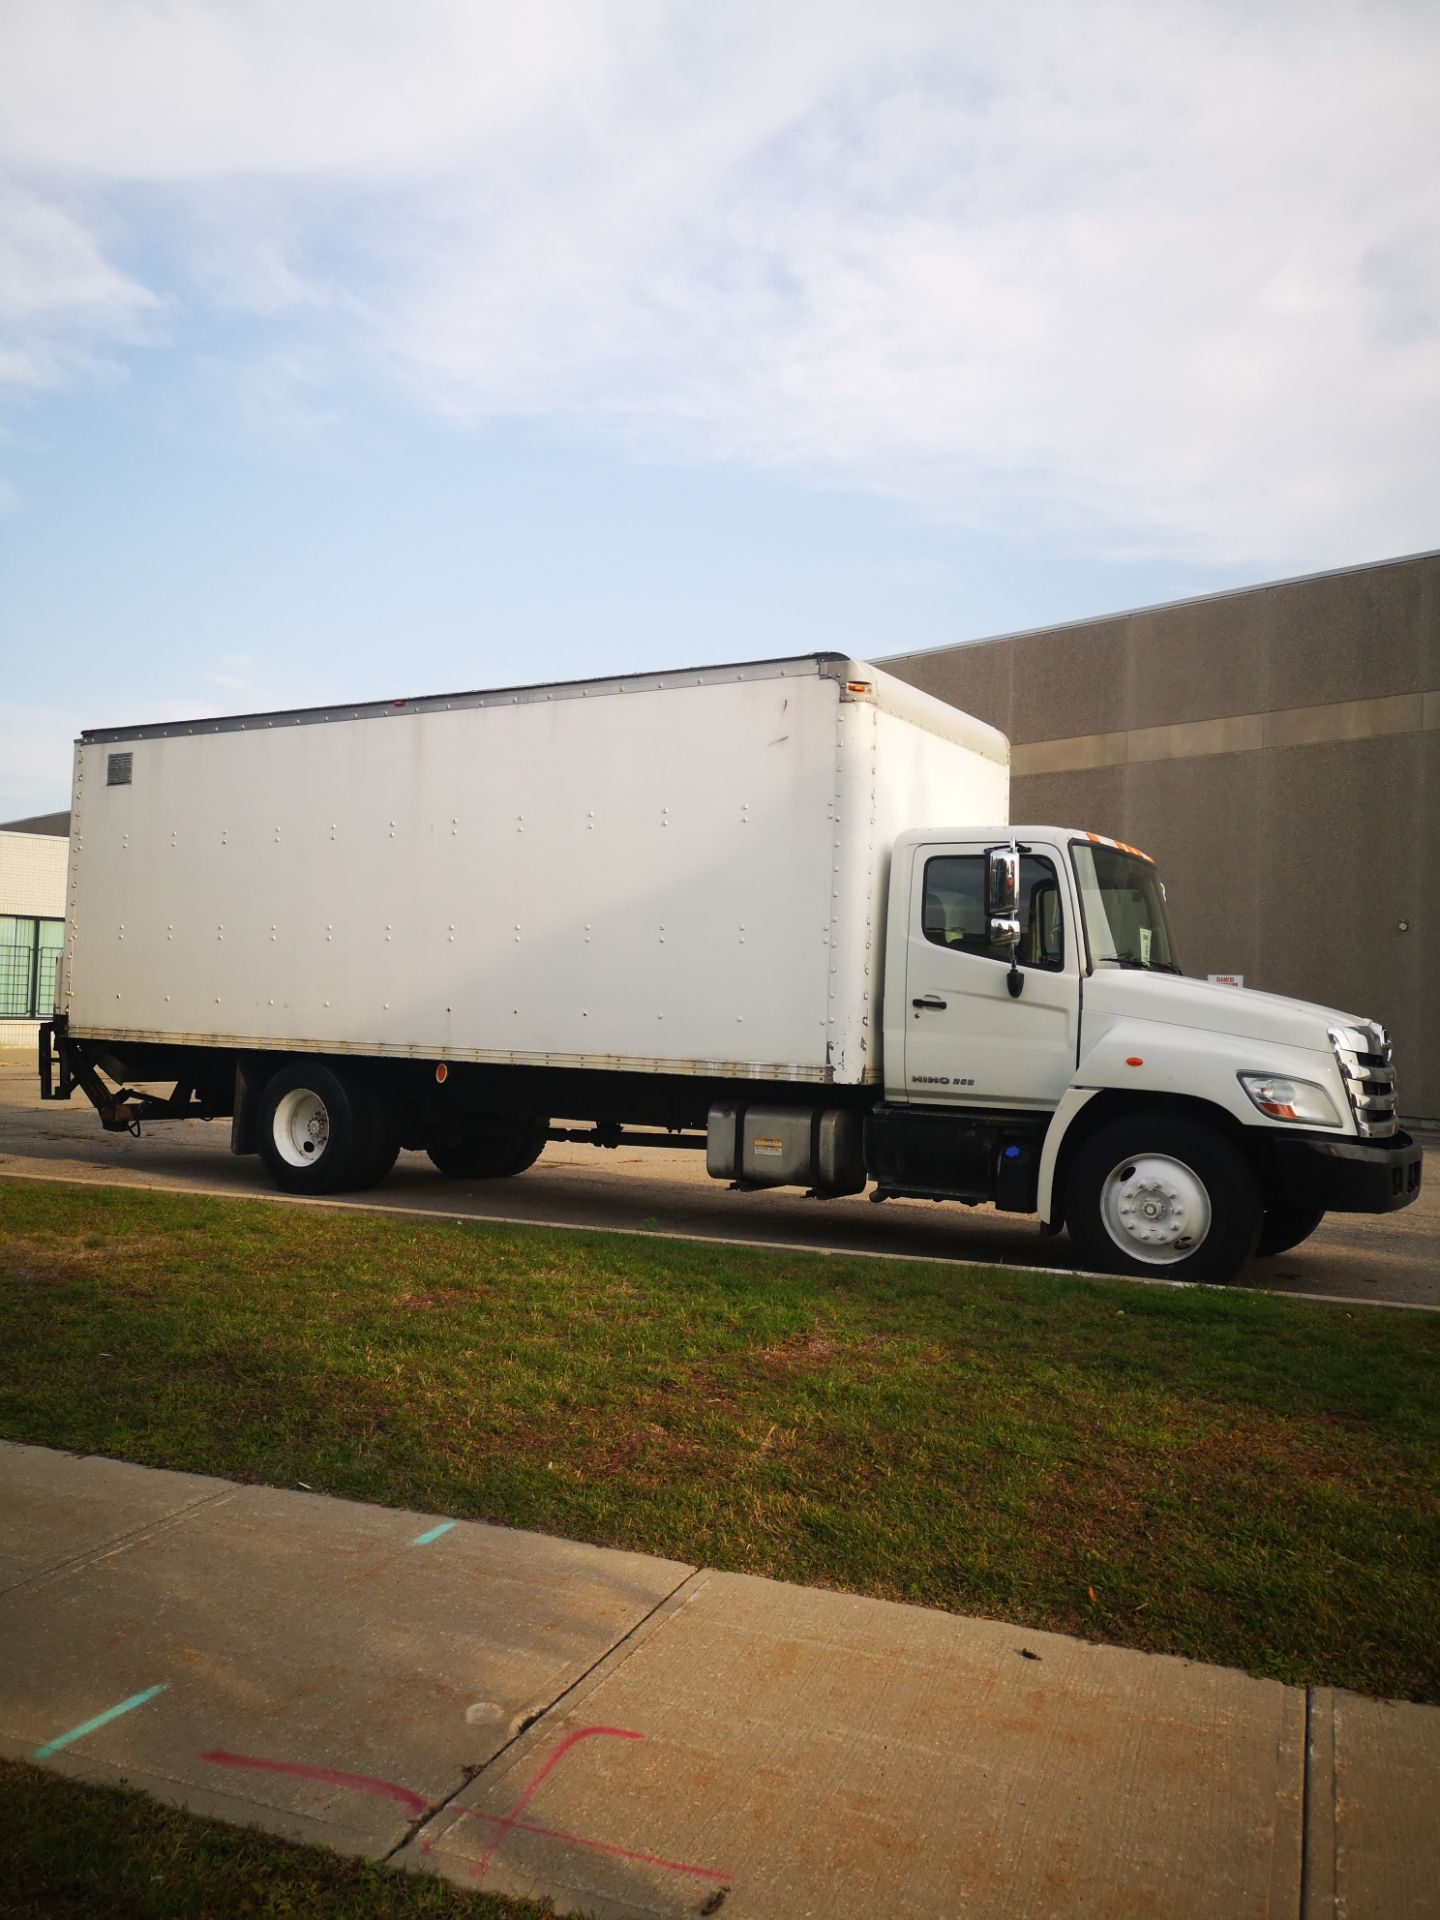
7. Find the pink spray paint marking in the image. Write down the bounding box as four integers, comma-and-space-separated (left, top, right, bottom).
460, 1804, 732, 1882
465, 1722, 730, 1886
468, 1724, 639, 1877
199, 1728, 732, 1889
200, 1750, 427, 1821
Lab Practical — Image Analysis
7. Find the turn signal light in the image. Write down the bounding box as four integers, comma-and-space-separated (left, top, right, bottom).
1238, 1073, 1342, 1126
1251, 1085, 1298, 1118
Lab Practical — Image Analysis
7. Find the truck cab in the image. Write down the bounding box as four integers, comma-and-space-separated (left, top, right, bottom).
870, 825, 1421, 1278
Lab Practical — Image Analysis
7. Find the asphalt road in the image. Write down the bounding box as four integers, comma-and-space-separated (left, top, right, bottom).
2, 1050, 1435, 1308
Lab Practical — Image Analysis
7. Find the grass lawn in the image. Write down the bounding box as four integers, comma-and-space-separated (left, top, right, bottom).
0, 1760, 549, 1918
1, 1177, 1437, 1701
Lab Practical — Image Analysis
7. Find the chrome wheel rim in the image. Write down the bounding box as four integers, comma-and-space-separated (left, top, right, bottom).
272, 1088, 330, 1168
1099, 1153, 1211, 1265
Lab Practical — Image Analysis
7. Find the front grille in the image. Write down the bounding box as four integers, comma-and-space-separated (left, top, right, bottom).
1329, 1022, 1398, 1139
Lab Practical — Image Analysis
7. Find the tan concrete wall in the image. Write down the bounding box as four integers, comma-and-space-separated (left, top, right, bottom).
0, 831, 68, 921
0, 832, 69, 1050
885, 551, 1439, 1122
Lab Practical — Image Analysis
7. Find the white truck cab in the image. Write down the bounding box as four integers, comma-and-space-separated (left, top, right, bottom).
873, 826, 1418, 1277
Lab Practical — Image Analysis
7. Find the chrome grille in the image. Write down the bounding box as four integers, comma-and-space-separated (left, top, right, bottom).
1329, 1021, 1398, 1139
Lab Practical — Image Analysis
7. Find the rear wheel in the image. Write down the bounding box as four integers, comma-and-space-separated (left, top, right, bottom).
1064, 1112, 1262, 1282
257, 1062, 388, 1195
1255, 1194, 1326, 1257
426, 1114, 549, 1179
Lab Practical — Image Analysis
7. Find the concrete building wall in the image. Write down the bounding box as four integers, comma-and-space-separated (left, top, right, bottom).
884, 550, 1439, 1123
1, 829, 69, 1048
0, 830, 68, 919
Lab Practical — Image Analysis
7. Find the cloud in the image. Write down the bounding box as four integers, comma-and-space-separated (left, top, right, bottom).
0, 0, 1436, 566
0, 186, 158, 393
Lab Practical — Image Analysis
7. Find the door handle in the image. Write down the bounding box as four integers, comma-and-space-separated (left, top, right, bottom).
912, 995, 948, 1010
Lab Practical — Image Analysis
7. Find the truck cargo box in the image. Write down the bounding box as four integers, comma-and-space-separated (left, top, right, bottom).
62, 654, 1007, 1086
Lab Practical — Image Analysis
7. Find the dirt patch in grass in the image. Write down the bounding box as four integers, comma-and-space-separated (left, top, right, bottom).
754, 1323, 843, 1370
394, 1287, 490, 1312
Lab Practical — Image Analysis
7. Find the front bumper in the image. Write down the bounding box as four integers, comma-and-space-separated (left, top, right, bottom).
1273, 1130, 1423, 1215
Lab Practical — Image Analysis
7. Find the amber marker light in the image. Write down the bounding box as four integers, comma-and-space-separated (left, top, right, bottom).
1238, 1074, 1342, 1125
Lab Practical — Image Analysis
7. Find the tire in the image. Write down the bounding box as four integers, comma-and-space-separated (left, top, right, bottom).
256, 1062, 386, 1195
426, 1114, 549, 1180
1064, 1111, 1262, 1283
1255, 1195, 1326, 1258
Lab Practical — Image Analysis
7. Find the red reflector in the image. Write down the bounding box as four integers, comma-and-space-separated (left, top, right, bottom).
435, 1063, 448, 1084
1125, 1056, 1144, 1066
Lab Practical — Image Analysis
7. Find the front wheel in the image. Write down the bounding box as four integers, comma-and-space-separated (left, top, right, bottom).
1064, 1112, 1262, 1283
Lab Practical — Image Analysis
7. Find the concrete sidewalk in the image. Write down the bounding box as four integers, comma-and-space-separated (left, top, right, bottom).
1, 1443, 1434, 1919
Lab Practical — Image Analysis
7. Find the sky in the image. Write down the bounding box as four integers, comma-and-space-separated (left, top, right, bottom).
1, 0, 1437, 820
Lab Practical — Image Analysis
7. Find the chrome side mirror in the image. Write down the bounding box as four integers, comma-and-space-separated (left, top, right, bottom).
989, 913, 1021, 949
986, 846, 1020, 948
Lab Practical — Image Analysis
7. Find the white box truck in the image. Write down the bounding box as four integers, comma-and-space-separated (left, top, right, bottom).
41, 653, 1421, 1281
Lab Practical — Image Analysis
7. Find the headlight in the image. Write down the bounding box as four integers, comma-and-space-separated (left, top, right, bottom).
1238, 1073, 1342, 1126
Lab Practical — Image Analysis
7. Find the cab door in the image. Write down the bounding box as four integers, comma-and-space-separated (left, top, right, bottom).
904, 842, 1080, 1108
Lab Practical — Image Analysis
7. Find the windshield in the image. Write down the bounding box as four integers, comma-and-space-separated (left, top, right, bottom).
1070, 840, 1181, 973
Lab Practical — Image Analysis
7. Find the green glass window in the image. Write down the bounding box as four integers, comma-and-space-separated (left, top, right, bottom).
0, 916, 65, 1019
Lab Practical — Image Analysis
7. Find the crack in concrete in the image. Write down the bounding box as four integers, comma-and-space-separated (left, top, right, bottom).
0, 1479, 239, 1599
381, 1565, 707, 1866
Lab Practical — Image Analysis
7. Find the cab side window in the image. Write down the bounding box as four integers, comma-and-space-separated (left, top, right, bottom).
922, 855, 1064, 969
